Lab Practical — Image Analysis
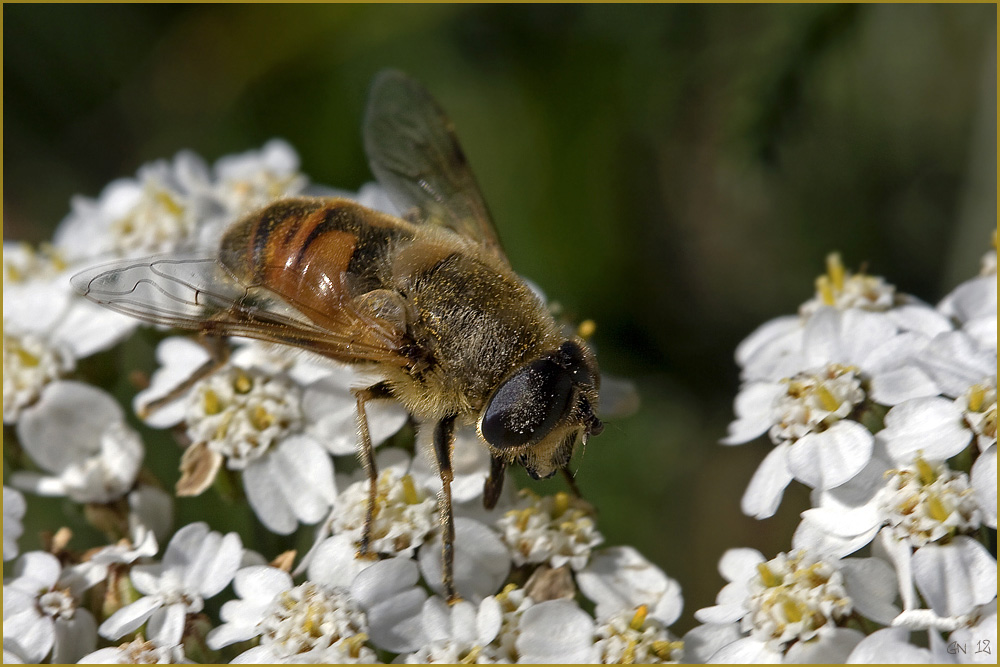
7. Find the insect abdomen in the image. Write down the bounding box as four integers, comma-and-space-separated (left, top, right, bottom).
219, 197, 411, 328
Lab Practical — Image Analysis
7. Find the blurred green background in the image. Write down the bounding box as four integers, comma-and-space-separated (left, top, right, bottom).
4, 3, 996, 632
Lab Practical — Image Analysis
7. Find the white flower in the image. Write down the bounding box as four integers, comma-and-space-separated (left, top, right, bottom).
207, 565, 376, 663
496, 490, 603, 571
2, 327, 74, 423
3, 486, 26, 561
61, 522, 160, 596
725, 306, 953, 518
908, 536, 996, 621
873, 329, 996, 405
418, 517, 512, 602
796, 454, 987, 566
78, 636, 193, 664
53, 151, 216, 260
3, 551, 97, 663
3, 244, 136, 423
99, 522, 243, 647
593, 605, 683, 664
737, 254, 949, 383
12, 381, 144, 504
876, 458, 982, 548
209, 139, 308, 216
351, 558, 428, 653
514, 600, 599, 663
134, 337, 404, 534
938, 242, 997, 352
397, 596, 503, 663
576, 546, 683, 629
327, 451, 438, 557
694, 548, 896, 661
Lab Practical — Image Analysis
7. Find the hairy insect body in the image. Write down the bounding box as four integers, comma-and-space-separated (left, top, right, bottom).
74, 71, 606, 601
223, 196, 565, 431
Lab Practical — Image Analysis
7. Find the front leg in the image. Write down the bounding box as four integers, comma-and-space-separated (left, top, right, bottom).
432, 414, 459, 603
483, 454, 506, 510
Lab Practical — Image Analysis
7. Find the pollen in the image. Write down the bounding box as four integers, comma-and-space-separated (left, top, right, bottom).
630, 604, 649, 631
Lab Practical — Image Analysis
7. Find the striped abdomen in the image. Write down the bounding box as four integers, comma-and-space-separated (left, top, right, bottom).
218, 197, 412, 331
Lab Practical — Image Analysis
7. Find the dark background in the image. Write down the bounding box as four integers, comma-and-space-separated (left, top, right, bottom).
4, 3, 996, 631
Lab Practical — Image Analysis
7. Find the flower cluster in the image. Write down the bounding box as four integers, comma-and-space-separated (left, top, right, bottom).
3, 142, 683, 664
697, 249, 998, 662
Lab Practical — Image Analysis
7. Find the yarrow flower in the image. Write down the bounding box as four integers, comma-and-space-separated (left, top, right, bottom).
3, 551, 98, 663
712, 243, 997, 663
497, 489, 604, 571
692, 548, 897, 663
11, 381, 144, 505
133, 337, 406, 534
207, 565, 376, 663
98, 522, 243, 647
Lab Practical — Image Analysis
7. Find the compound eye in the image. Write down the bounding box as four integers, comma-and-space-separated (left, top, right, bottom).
481, 358, 575, 449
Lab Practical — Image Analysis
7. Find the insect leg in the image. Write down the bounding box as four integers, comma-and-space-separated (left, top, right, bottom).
353, 383, 392, 558
561, 465, 582, 498
138, 334, 230, 418
483, 454, 506, 510
432, 414, 459, 603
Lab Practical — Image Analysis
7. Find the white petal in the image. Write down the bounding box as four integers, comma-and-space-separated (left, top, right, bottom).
190, 532, 243, 598
307, 534, 375, 588
3, 610, 54, 663
694, 602, 747, 625
243, 457, 297, 535
911, 537, 997, 618
476, 595, 503, 645
916, 331, 996, 398
949, 600, 997, 664
515, 600, 598, 663
869, 366, 941, 406
418, 517, 510, 601
784, 627, 863, 663
786, 420, 873, 489
147, 603, 187, 647
792, 515, 880, 560
133, 337, 211, 428
880, 397, 971, 462
971, 445, 997, 529
576, 546, 682, 625
721, 383, 785, 445
232, 565, 291, 603
741, 444, 793, 519
270, 436, 336, 524
56, 302, 136, 359
16, 381, 123, 473
888, 304, 952, 338
874, 529, 917, 612
128, 485, 173, 550
353, 558, 427, 653
839, 557, 900, 625
735, 315, 801, 378
9, 551, 62, 590
681, 623, 743, 664
707, 636, 782, 663
50, 610, 97, 664
847, 627, 935, 663
837, 310, 899, 367
98, 596, 163, 640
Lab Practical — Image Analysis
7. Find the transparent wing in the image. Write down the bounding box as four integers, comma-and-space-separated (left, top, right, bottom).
71, 255, 407, 365
363, 69, 505, 258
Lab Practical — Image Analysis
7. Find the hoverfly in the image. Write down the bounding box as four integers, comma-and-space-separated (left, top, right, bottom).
74, 70, 604, 601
